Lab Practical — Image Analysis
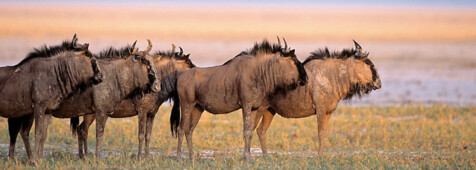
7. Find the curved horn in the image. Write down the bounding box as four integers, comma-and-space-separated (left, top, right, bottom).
353, 39, 362, 54
130, 40, 137, 54
276, 36, 281, 47
179, 46, 183, 55
146, 39, 153, 53
72, 33, 78, 46
171, 44, 177, 54
283, 37, 288, 52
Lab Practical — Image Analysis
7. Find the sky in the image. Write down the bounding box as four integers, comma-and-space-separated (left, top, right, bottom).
1, 0, 476, 7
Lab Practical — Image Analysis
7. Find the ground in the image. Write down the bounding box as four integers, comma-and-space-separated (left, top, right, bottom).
0, 3, 475, 169
0, 105, 474, 169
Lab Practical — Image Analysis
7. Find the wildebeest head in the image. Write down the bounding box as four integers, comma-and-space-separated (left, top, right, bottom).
16, 34, 104, 97
130, 40, 161, 92
70, 34, 89, 51
68, 34, 103, 84
149, 44, 195, 94
152, 44, 195, 73
278, 37, 308, 86
65, 34, 103, 84
348, 40, 382, 95
174, 45, 195, 69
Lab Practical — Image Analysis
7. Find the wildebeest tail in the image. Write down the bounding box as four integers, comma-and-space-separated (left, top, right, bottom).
170, 94, 180, 138
70, 117, 79, 136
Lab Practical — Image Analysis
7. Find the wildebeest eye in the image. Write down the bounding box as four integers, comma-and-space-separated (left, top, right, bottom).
143, 59, 150, 65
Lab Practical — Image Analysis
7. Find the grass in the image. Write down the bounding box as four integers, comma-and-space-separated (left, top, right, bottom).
0, 105, 474, 169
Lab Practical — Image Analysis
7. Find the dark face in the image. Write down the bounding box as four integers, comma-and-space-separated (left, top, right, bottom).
134, 51, 161, 92
180, 54, 195, 68
283, 50, 308, 86
173, 52, 195, 69
69, 40, 103, 84
363, 59, 382, 90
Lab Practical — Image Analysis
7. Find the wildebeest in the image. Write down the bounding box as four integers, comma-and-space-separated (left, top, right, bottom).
44, 40, 161, 159
71, 44, 195, 158
253, 40, 382, 156
0, 34, 103, 162
170, 38, 308, 161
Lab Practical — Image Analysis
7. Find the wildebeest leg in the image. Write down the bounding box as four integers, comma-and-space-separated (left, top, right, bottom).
242, 105, 257, 161
137, 109, 147, 159
255, 109, 275, 157
176, 103, 193, 160
38, 114, 52, 157
318, 113, 332, 155
78, 114, 95, 158
185, 106, 203, 160
95, 112, 108, 159
32, 105, 47, 163
144, 109, 158, 157
8, 118, 21, 159
20, 115, 34, 159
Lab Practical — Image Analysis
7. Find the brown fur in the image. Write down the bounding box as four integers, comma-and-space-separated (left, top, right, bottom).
47, 41, 161, 160
3, 41, 161, 161
72, 45, 195, 158
254, 41, 382, 156
0, 35, 102, 162
170, 39, 308, 161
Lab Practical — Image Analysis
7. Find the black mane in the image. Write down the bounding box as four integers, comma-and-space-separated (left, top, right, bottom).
96, 45, 135, 60
223, 40, 283, 65
303, 47, 369, 65
343, 82, 374, 100
245, 40, 283, 56
153, 50, 196, 68
152, 50, 175, 59
16, 41, 75, 67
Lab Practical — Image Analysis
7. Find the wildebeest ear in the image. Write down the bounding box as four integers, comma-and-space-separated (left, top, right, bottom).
283, 49, 295, 57
185, 54, 190, 59
82, 43, 89, 50
290, 49, 295, 54
287, 49, 296, 57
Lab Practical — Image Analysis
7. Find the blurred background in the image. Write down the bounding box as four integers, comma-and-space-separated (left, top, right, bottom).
1, 0, 475, 106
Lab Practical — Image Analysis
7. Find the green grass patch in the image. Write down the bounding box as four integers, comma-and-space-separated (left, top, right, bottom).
0, 105, 474, 168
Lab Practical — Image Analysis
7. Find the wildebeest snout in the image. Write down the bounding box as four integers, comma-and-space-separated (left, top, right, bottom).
151, 81, 161, 92
373, 79, 382, 89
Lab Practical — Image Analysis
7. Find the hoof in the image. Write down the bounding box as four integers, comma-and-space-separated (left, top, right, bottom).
28, 160, 38, 166
175, 155, 182, 161
243, 155, 252, 162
